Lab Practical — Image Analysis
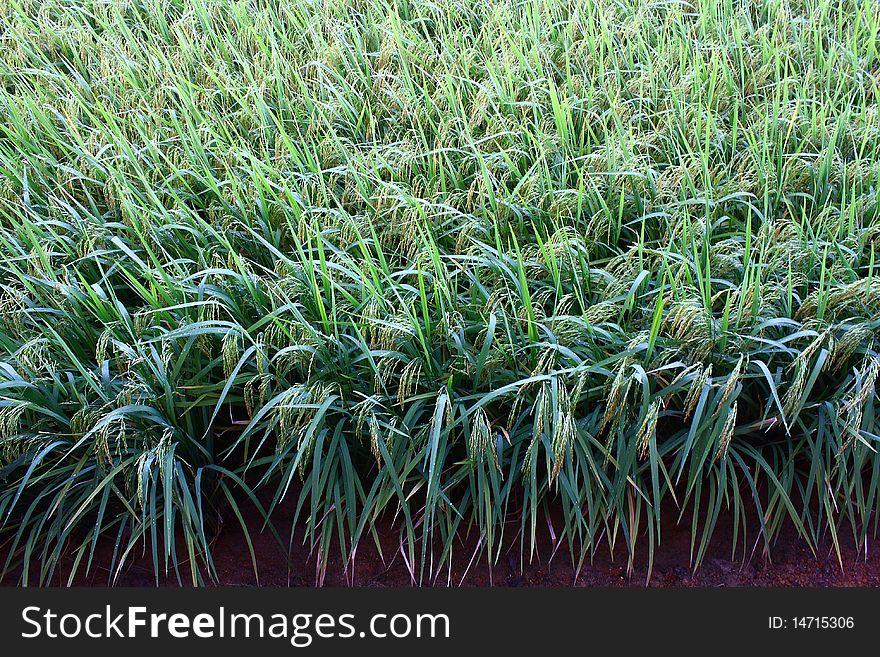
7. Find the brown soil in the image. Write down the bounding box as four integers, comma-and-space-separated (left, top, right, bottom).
6, 492, 879, 587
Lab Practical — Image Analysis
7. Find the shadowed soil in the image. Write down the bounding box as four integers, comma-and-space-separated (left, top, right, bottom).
5, 492, 878, 587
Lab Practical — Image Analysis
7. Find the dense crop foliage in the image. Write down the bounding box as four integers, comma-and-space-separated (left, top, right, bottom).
0, 0, 879, 585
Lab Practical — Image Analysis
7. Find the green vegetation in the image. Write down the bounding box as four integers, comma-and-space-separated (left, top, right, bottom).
1, 0, 879, 585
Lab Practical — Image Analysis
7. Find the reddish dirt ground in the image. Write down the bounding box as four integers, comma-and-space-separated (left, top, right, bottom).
5, 492, 880, 587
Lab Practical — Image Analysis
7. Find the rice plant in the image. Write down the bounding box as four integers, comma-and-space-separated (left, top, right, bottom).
0, 0, 879, 585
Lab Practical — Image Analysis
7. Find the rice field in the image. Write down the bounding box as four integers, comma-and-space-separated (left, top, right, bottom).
0, 0, 879, 585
